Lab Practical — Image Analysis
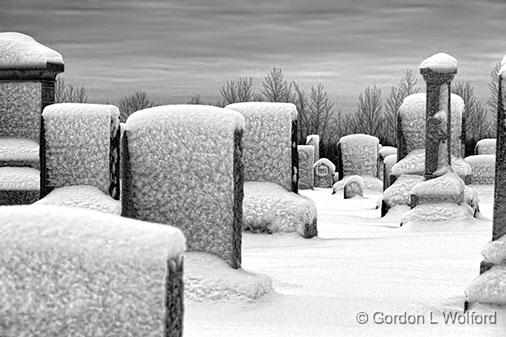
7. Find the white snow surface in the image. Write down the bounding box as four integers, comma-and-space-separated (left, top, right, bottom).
482, 235, 506, 265
465, 266, 506, 305
465, 155, 495, 185
391, 149, 472, 177
0, 32, 63, 68
184, 252, 272, 302
186, 186, 505, 336
419, 52, 457, 73
0, 138, 38, 162
378, 146, 397, 159
401, 203, 474, 226
226, 102, 297, 121
35, 185, 121, 214
0, 166, 39, 190
338, 134, 379, 177
475, 139, 496, 155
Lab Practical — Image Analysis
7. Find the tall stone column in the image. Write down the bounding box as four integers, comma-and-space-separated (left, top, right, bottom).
420, 53, 457, 180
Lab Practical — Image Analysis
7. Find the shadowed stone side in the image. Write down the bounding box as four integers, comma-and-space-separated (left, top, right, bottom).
165, 256, 184, 337
232, 129, 244, 269
493, 73, 506, 241
109, 115, 120, 200
292, 119, 299, 194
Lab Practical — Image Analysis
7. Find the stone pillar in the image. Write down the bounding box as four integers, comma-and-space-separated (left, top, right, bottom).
419, 53, 457, 180
306, 134, 320, 163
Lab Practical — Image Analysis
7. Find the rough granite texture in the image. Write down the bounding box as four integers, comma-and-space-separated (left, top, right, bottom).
0, 205, 186, 337
42, 103, 119, 196
243, 181, 317, 238
306, 134, 320, 163
338, 134, 379, 177
122, 105, 244, 268
297, 145, 314, 190
225, 102, 296, 191
492, 74, 506, 241
475, 138, 496, 155
314, 158, 335, 188
0, 82, 41, 142
383, 174, 425, 209
465, 155, 495, 185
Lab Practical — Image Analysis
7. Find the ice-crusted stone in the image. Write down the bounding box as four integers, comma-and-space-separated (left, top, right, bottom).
383, 154, 397, 190
35, 185, 121, 215
123, 105, 245, 268
314, 158, 335, 188
338, 134, 379, 177
306, 134, 320, 162
409, 170, 465, 207
243, 181, 317, 238
391, 149, 471, 178
465, 155, 495, 184
465, 266, 506, 305
297, 145, 314, 190
419, 52, 457, 74
482, 235, 506, 265
226, 102, 297, 191
332, 175, 382, 193
401, 203, 474, 225
42, 103, 119, 196
379, 146, 397, 159
343, 175, 364, 199
0, 205, 185, 337
383, 174, 425, 209
475, 138, 496, 155
0, 32, 63, 68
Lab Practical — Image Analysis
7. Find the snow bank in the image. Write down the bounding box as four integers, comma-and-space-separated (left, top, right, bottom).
465, 155, 495, 184
0, 166, 39, 190
482, 235, 506, 265
398, 93, 464, 157
123, 105, 244, 268
409, 170, 465, 206
465, 266, 506, 305
332, 175, 382, 192
475, 138, 496, 155
297, 145, 314, 190
0, 205, 185, 336
378, 146, 397, 159
0, 82, 41, 142
401, 203, 474, 225
343, 175, 364, 199
419, 52, 457, 73
306, 134, 320, 162
338, 134, 379, 177
35, 185, 121, 215
243, 181, 317, 238
0, 32, 63, 68
43, 103, 119, 195
225, 102, 296, 191
383, 174, 424, 208
391, 149, 472, 177
0, 138, 38, 163
313, 158, 335, 188
184, 252, 272, 302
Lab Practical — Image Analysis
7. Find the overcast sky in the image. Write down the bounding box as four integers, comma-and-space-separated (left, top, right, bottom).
1, 0, 504, 111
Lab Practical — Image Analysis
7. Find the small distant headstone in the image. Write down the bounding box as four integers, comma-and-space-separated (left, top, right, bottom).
297, 145, 314, 190
344, 175, 364, 199
306, 135, 320, 163
313, 158, 335, 188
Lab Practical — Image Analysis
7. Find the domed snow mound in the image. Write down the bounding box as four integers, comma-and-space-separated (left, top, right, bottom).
475, 138, 496, 155
465, 155, 495, 184
409, 170, 465, 207
419, 52, 458, 73
184, 252, 272, 302
465, 265, 506, 306
401, 203, 474, 226
383, 174, 425, 209
379, 146, 397, 159
0, 32, 63, 68
338, 134, 379, 177
243, 182, 317, 238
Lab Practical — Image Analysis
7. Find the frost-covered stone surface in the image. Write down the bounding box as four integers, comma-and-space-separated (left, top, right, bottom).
243, 182, 317, 237
475, 139, 496, 155
332, 175, 382, 192
0, 32, 63, 68
343, 175, 364, 199
297, 145, 314, 190
43, 103, 119, 195
313, 158, 335, 188
36, 185, 121, 214
0, 166, 39, 190
338, 134, 379, 177
226, 102, 296, 191
0, 138, 38, 164
398, 93, 464, 157
0, 82, 41, 142
184, 252, 272, 301
383, 154, 397, 189
465, 266, 506, 305
419, 52, 457, 73
409, 171, 465, 206
482, 235, 506, 265
378, 146, 397, 159
401, 203, 474, 225
123, 105, 244, 267
465, 155, 495, 184
306, 134, 320, 162
0, 205, 185, 336
391, 149, 471, 177
383, 174, 424, 208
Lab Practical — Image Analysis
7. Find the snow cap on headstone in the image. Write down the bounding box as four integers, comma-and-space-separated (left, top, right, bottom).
0, 32, 63, 69
419, 53, 457, 73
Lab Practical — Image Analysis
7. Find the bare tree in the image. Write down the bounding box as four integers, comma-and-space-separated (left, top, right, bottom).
220, 77, 255, 105
118, 91, 155, 121
55, 77, 88, 103
487, 62, 501, 137
261, 67, 292, 102
308, 84, 334, 141
354, 86, 383, 139
187, 94, 202, 104
291, 81, 308, 143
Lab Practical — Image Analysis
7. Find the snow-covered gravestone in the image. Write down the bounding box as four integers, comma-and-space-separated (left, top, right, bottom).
41, 103, 121, 201
225, 102, 298, 193
0, 205, 186, 337
306, 134, 320, 163
343, 175, 364, 199
337, 134, 379, 178
297, 145, 314, 189
464, 155, 495, 185
122, 105, 245, 268
475, 138, 496, 155
314, 158, 335, 188
465, 58, 506, 308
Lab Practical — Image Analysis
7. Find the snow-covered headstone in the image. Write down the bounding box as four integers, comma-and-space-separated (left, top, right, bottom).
122, 105, 245, 268
0, 205, 186, 336
337, 134, 379, 178
343, 175, 364, 199
225, 102, 298, 192
378, 146, 397, 181
383, 154, 397, 190
297, 145, 314, 189
314, 158, 335, 188
475, 138, 496, 155
465, 155, 495, 184
41, 103, 120, 199
306, 134, 320, 163
0, 33, 63, 142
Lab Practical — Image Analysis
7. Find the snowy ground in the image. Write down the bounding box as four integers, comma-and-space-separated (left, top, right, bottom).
185, 184, 505, 337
